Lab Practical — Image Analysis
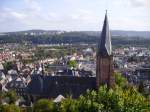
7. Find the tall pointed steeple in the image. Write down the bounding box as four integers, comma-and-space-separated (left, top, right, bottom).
98, 10, 112, 56
96, 11, 113, 88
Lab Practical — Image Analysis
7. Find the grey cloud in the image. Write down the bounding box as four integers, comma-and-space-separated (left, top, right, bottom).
129, 0, 150, 7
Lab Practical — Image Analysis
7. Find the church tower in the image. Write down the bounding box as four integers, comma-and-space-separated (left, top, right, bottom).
96, 11, 113, 88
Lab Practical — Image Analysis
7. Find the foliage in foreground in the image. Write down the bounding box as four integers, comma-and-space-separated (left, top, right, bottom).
0, 72, 149, 112
33, 99, 56, 112
0, 104, 21, 112
57, 86, 150, 112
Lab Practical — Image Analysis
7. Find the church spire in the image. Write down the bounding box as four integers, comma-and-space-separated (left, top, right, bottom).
96, 11, 113, 88
97, 11, 112, 56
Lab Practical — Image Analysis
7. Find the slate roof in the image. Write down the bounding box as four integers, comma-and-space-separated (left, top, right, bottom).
0, 71, 5, 79
97, 11, 112, 56
26, 75, 43, 95
27, 75, 96, 98
6, 78, 27, 89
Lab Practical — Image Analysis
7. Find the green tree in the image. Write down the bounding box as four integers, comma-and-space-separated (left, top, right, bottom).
3, 91, 18, 104
67, 60, 77, 69
60, 97, 78, 112
3, 62, 14, 72
97, 86, 124, 112
33, 99, 55, 112
114, 72, 127, 88
77, 90, 103, 112
0, 104, 21, 112
121, 86, 149, 112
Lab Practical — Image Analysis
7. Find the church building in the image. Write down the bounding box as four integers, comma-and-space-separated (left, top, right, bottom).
96, 11, 114, 88
26, 12, 114, 102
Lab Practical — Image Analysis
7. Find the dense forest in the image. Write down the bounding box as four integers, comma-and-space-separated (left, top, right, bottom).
0, 31, 150, 47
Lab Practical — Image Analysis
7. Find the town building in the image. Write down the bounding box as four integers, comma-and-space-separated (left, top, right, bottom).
25, 12, 114, 103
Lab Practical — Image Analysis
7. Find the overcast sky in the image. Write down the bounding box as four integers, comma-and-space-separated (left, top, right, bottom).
0, 0, 150, 32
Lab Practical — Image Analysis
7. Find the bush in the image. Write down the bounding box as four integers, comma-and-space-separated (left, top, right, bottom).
33, 99, 55, 112
3, 91, 18, 104
67, 60, 77, 69
114, 72, 127, 88
59, 97, 78, 112
0, 104, 21, 112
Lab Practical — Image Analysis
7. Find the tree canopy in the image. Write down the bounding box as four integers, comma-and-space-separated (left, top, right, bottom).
33, 99, 56, 112
67, 60, 77, 69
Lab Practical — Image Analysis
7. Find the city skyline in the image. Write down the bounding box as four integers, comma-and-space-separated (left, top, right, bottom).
0, 0, 150, 32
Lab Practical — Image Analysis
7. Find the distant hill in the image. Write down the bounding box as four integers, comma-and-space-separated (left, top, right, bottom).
1, 30, 65, 36
1, 30, 150, 38
0, 30, 150, 46
111, 30, 150, 38
74, 30, 150, 38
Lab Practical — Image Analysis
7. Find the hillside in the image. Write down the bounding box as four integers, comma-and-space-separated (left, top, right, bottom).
0, 30, 150, 47
1, 30, 150, 38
